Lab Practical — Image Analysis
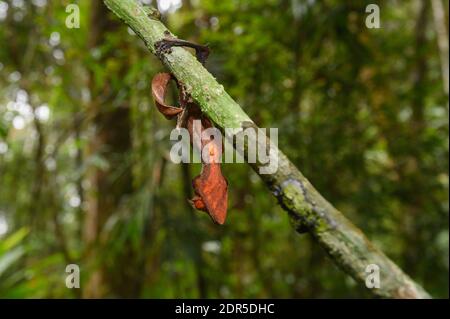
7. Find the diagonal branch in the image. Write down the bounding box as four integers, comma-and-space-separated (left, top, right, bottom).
102, 0, 431, 299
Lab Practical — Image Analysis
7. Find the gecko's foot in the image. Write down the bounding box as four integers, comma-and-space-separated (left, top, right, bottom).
155, 39, 174, 56
154, 37, 210, 65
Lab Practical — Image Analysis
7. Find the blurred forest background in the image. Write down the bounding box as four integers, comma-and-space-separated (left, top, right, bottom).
0, 0, 448, 298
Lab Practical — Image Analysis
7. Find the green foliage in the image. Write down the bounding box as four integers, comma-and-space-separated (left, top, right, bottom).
0, 229, 28, 277
0, 0, 448, 298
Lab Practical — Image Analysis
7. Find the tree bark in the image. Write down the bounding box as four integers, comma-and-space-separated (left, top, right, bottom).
102, 0, 431, 299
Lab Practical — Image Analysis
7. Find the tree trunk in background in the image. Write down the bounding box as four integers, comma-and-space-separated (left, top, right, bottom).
83, 0, 133, 298
431, 0, 449, 98
401, 0, 429, 277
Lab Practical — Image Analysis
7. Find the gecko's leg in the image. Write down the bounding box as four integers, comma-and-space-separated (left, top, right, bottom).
155, 36, 210, 65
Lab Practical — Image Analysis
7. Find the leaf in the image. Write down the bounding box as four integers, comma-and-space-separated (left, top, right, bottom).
0, 247, 25, 277
0, 228, 29, 253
